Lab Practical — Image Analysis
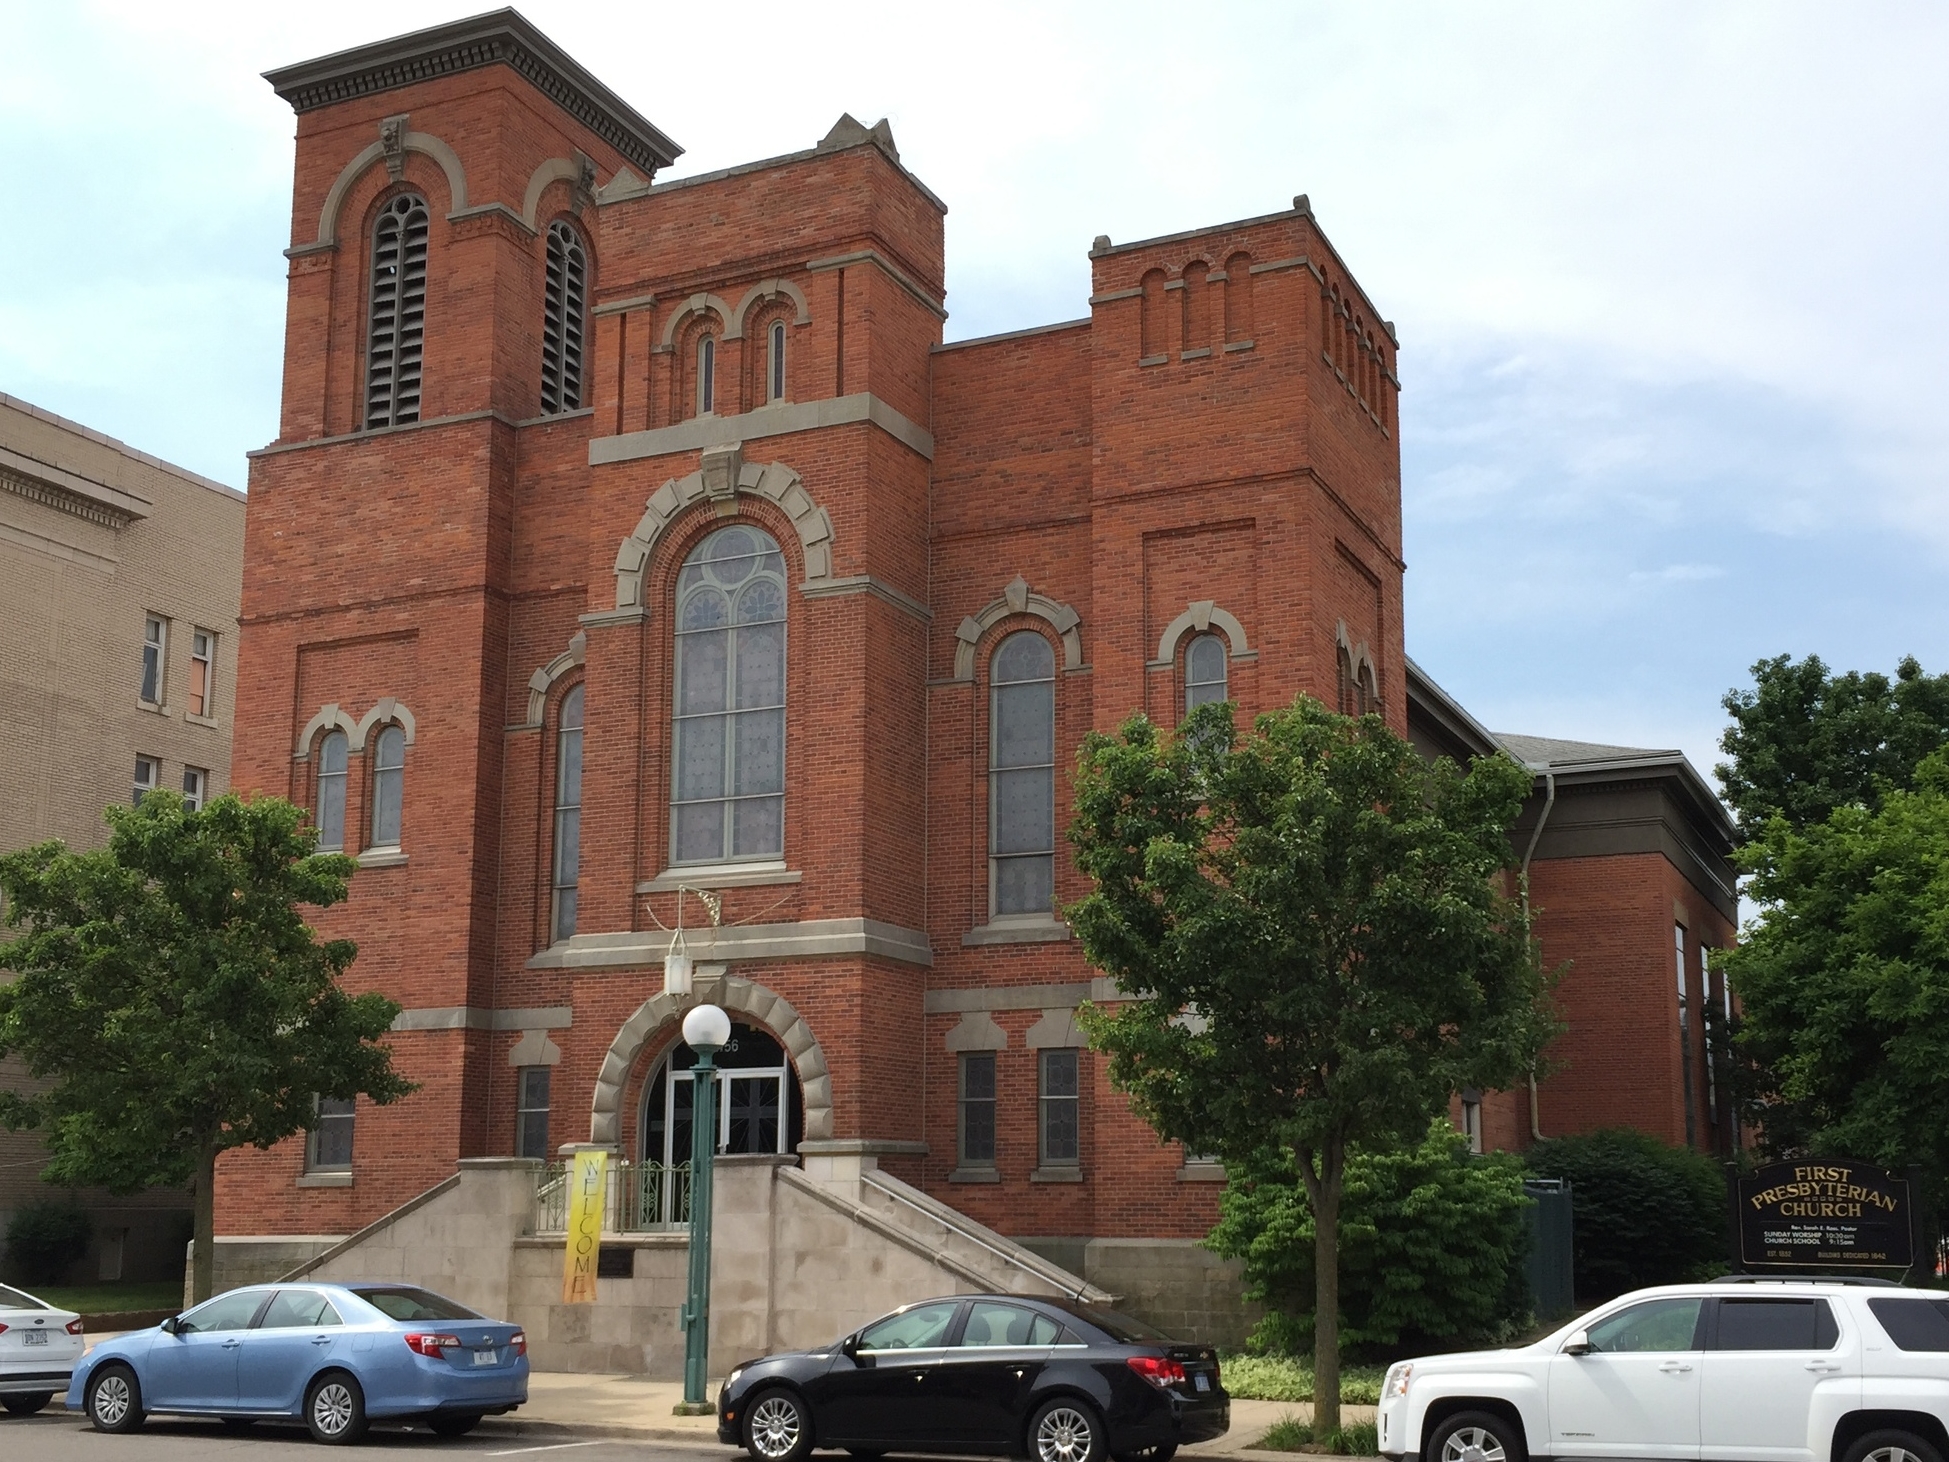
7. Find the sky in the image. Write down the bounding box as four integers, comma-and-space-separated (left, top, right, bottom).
4, 1, 1946, 785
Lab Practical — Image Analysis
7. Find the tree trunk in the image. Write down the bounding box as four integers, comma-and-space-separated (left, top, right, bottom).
1297, 1142, 1346, 1439
192, 1144, 217, 1304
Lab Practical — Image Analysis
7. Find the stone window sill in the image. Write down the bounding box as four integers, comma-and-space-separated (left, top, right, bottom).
185, 712, 220, 729
356, 847, 409, 868
1031, 1166, 1083, 1183
949, 1167, 1000, 1184
1180, 347, 1212, 361
638, 862, 800, 892
1223, 340, 1255, 354
1178, 1162, 1227, 1183
1138, 354, 1168, 368
963, 916, 1071, 948
137, 699, 168, 715
297, 1171, 352, 1188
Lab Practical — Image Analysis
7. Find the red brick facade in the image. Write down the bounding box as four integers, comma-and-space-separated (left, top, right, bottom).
219, 15, 1732, 1250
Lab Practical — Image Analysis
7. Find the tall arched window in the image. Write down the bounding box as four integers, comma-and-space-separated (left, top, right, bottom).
541, 221, 587, 414
366, 193, 429, 428
673, 526, 786, 864
552, 684, 584, 941
990, 631, 1056, 916
370, 725, 406, 849
316, 731, 348, 852
768, 320, 787, 403
1185, 632, 1228, 713
697, 335, 716, 417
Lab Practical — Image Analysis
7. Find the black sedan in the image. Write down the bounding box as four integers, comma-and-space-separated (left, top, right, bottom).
717, 1294, 1228, 1462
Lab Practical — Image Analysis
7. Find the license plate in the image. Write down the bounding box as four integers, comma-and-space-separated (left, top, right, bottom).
472, 1348, 497, 1366
23, 1332, 48, 1346
1194, 1372, 1209, 1392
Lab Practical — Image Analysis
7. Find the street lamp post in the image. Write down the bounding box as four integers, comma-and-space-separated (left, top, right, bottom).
676, 1002, 731, 1413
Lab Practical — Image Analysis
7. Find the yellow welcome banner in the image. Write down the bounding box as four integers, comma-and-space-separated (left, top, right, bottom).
562, 1148, 608, 1304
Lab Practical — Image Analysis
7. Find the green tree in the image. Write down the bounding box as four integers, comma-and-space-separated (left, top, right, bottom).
1210, 1119, 1533, 1357
1722, 747, 1949, 1221
1523, 1129, 1728, 1299
1069, 697, 1553, 1432
0, 792, 414, 1302
1717, 653, 1949, 840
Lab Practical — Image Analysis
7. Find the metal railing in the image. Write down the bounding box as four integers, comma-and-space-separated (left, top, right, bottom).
534, 1160, 690, 1234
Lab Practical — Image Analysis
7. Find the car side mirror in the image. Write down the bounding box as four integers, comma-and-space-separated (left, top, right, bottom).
841, 1333, 861, 1358
1562, 1330, 1592, 1356
159, 1316, 179, 1336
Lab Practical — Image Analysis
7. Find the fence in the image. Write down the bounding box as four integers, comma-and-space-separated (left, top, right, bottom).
534, 1160, 690, 1234
1523, 1177, 1576, 1320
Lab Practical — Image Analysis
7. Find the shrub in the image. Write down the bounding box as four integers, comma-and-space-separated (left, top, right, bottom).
1209, 1119, 1533, 1356
1220, 1354, 1385, 1404
4, 1200, 93, 1286
1253, 1414, 1380, 1455
1524, 1128, 1728, 1299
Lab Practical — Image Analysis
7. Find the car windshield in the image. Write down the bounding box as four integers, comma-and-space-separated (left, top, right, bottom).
1069, 1305, 1175, 1344
0, 1285, 48, 1310
352, 1287, 483, 1322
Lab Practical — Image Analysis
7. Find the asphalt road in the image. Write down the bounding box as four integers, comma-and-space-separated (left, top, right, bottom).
0, 1412, 736, 1461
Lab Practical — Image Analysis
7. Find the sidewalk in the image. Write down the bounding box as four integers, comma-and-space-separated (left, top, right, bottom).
487, 1373, 1377, 1458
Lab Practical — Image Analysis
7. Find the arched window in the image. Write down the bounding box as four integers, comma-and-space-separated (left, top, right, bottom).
370, 724, 406, 849
366, 193, 428, 428
1337, 643, 1355, 715
552, 684, 584, 941
768, 320, 787, 403
1185, 632, 1228, 713
990, 631, 1056, 916
697, 335, 716, 417
316, 731, 348, 852
673, 526, 786, 865
541, 221, 587, 414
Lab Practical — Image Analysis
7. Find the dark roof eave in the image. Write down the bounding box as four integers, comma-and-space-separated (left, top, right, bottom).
262, 7, 682, 178
1523, 754, 1738, 853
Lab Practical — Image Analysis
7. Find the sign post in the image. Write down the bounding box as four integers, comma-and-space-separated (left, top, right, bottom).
1737, 1160, 1913, 1272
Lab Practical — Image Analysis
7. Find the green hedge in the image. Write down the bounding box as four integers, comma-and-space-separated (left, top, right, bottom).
3, 1201, 93, 1286
1524, 1128, 1728, 1299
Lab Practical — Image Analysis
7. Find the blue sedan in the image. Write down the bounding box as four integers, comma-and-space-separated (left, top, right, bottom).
66, 1282, 528, 1444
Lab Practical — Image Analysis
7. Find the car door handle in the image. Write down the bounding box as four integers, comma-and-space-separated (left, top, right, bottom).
312, 1337, 333, 1346
1659, 1361, 1692, 1373
222, 1339, 243, 1349
1805, 1362, 1842, 1373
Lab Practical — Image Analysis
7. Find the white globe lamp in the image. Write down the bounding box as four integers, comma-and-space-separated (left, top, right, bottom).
682, 1002, 731, 1054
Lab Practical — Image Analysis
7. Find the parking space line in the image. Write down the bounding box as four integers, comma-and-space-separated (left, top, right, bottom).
483, 1443, 607, 1457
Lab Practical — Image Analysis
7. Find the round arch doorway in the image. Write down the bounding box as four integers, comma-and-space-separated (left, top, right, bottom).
640, 1021, 804, 1217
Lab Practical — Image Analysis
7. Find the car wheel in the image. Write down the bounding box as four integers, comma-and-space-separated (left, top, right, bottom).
1031, 1398, 1107, 1462
1114, 1446, 1178, 1462
1428, 1410, 1526, 1462
429, 1413, 484, 1438
1844, 1431, 1946, 1462
86, 1365, 145, 1433
743, 1387, 813, 1462
305, 1371, 370, 1445
3, 1392, 54, 1416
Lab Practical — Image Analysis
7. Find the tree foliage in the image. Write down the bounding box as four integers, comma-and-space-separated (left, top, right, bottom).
1721, 747, 1949, 1207
3, 1200, 94, 1286
1210, 1120, 1533, 1357
0, 792, 414, 1301
1069, 697, 1554, 1429
1718, 654, 1949, 841
1523, 1128, 1728, 1300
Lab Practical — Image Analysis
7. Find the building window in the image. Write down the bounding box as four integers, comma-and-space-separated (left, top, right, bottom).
541, 221, 587, 413
1702, 953, 1718, 1127
316, 730, 349, 852
133, 755, 160, 805
187, 629, 215, 717
516, 1067, 552, 1160
1676, 923, 1697, 1147
672, 526, 786, 865
140, 615, 167, 703
768, 320, 786, 402
552, 685, 584, 942
1185, 632, 1228, 713
309, 1096, 354, 1171
182, 767, 208, 812
990, 631, 1056, 916
1460, 1088, 1483, 1154
370, 724, 406, 849
1039, 1048, 1080, 1166
959, 1052, 996, 1167
366, 193, 429, 428
697, 335, 716, 417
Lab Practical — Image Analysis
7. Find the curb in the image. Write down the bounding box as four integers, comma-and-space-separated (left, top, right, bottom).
475, 1415, 738, 1447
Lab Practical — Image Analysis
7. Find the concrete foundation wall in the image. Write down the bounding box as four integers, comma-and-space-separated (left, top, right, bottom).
512, 1235, 689, 1376
1082, 1238, 1260, 1349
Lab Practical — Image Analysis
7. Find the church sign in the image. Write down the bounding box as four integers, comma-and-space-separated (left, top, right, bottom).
1738, 1160, 1913, 1270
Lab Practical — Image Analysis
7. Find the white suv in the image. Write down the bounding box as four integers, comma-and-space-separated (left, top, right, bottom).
1379, 1278, 1949, 1462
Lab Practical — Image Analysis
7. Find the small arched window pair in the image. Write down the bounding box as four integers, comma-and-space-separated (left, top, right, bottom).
314, 725, 407, 853
540, 221, 587, 414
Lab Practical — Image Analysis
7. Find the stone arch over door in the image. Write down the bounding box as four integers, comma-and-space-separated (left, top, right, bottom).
589, 975, 834, 1145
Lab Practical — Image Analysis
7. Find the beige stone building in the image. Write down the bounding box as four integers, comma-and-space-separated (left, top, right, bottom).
0, 391, 245, 1285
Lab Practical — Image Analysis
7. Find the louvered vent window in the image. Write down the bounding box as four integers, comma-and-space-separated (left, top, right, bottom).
541, 221, 587, 413
365, 194, 429, 428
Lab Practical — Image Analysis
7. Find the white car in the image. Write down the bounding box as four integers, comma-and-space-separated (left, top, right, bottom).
1379, 1278, 1949, 1462
0, 1283, 85, 1416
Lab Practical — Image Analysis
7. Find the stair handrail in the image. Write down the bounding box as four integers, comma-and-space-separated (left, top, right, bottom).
859, 1170, 1110, 1301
